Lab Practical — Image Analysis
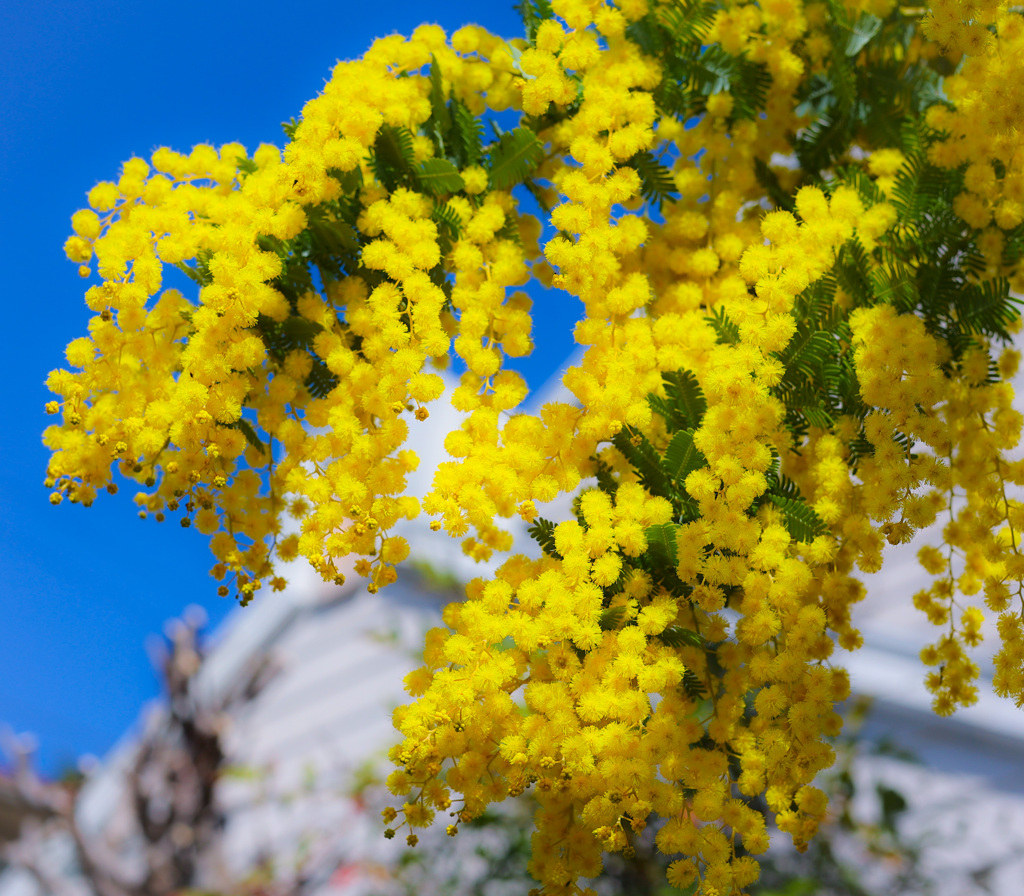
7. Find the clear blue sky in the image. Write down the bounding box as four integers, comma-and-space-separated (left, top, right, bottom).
0, 0, 581, 775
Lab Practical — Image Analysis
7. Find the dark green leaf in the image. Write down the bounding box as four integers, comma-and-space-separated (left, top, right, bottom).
706, 306, 740, 345
487, 127, 544, 190
225, 418, 267, 454
415, 158, 465, 196
370, 125, 416, 192
451, 99, 484, 167
599, 605, 627, 631
527, 517, 563, 560
767, 494, 826, 542
645, 523, 679, 569
656, 626, 703, 648
625, 150, 679, 210
663, 430, 706, 486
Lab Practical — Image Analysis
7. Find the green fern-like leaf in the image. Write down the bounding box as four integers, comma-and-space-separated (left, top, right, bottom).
174, 250, 214, 288
777, 327, 837, 383
766, 470, 803, 501
844, 12, 882, 56
663, 430, 706, 486
599, 605, 627, 632
656, 626, 703, 648
426, 55, 453, 155
256, 314, 323, 360
657, 0, 716, 44
612, 430, 673, 499
224, 418, 267, 454
370, 125, 416, 192
682, 668, 707, 701
528, 517, 563, 560
706, 306, 740, 345
767, 494, 826, 542
953, 277, 1018, 341
754, 158, 796, 212
306, 358, 340, 399
664, 370, 707, 429
487, 127, 544, 190
431, 202, 463, 239
451, 100, 484, 167
593, 455, 620, 497
645, 523, 680, 569
415, 158, 465, 196
626, 150, 679, 210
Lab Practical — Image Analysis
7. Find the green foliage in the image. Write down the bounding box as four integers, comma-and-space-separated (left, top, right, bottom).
487, 127, 545, 190
663, 430, 706, 487
599, 604, 628, 631
625, 150, 679, 210
681, 668, 708, 701
527, 517, 562, 560
754, 158, 797, 213
225, 418, 267, 454
627, 1, 768, 122
766, 494, 827, 543
640, 522, 688, 593
415, 158, 466, 195
174, 251, 214, 288
649, 370, 707, 434
369, 125, 417, 193
655, 625, 703, 648
425, 55, 453, 156
451, 99, 485, 167
256, 314, 339, 399
613, 429, 675, 502
706, 306, 740, 345
431, 201, 464, 240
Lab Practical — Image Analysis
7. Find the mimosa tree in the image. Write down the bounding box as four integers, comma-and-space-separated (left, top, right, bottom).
44, 0, 1024, 892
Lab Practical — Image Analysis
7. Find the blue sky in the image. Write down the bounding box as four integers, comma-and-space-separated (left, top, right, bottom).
0, 0, 581, 775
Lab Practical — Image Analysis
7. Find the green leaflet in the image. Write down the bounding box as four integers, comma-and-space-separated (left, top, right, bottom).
649, 369, 707, 434
370, 125, 416, 192
643, 523, 681, 589
767, 494, 826, 543
664, 370, 707, 430
612, 429, 673, 500
663, 430, 706, 487
625, 150, 679, 211
599, 605, 627, 632
451, 99, 484, 167
426, 55, 453, 157
527, 517, 562, 560
754, 158, 797, 213
706, 306, 740, 345
655, 626, 703, 648
174, 251, 214, 288
845, 13, 883, 56
487, 127, 544, 190
224, 418, 267, 455
681, 668, 707, 701
415, 159, 465, 196
431, 202, 463, 240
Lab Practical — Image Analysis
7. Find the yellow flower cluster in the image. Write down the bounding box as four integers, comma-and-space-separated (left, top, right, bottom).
922, 0, 1003, 56
47, 0, 1024, 893
926, 10, 1024, 271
